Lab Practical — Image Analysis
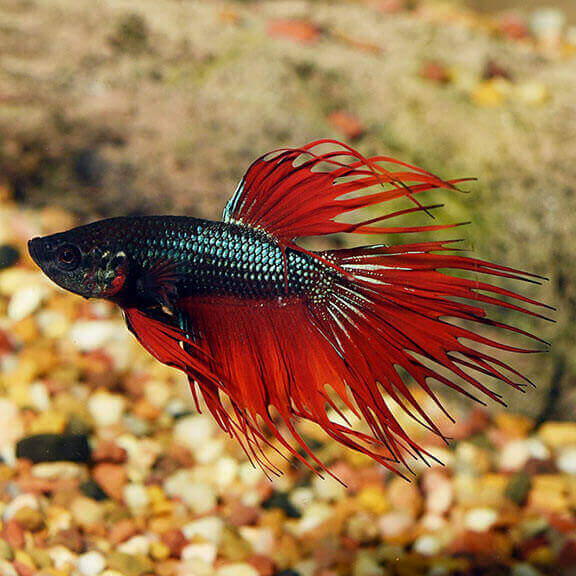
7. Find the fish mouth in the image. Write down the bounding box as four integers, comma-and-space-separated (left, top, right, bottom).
27, 237, 43, 265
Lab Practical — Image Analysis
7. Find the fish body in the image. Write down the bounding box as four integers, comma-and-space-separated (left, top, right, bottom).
29, 140, 548, 479
29, 216, 321, 305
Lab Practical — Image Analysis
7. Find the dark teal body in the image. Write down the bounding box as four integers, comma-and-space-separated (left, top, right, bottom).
28, 216, 325, 305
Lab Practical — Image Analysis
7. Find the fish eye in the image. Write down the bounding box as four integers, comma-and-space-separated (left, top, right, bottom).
56, 244, 81, 271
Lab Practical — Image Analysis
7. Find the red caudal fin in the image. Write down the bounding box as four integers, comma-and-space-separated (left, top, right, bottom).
223, 138, 470, 241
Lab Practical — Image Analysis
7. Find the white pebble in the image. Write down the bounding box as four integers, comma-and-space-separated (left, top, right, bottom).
77, 551, 106, 576
525, 438, 550, 460
557, 446, 576, 475
464, 507, 498, 532
123, 483, 150, 514
32, 462, 87, 480
36, 310, 69, 338
241, 488, 262, 508
88, 300, 113, 319
294, 502, 333, 535
117, 436, 161, 475
182, 516, 224, 545
181, 543, 218, 566
420, 513, 447, 531
8, 285, 46, 320
289, 487, 313, 511
378, 510, 414, 539
312, 474, 347, 502
164, 470, 216, 514
423, 470, 453, 516
413, 534, 442, 556
174, 415, 217, 450
69, 320, 122, 352
239, 526, 275, 555
144, 380, 171, 408
195, 438, 225, 464
215, 563, 259, 576
499, 440, 530, 471
49, 545, 78, 570
213, 457, 238, 488
30, 381, 51, 411
0, 399, 23, 450
501, 438, 549, 471
3, 493, 39, 520
0, 446, 16, 468
238, 462, 264, 486
530, 7, 566, 43
88, 390, 126, 427
118, 534, 150, 555
115, 434, 140, 460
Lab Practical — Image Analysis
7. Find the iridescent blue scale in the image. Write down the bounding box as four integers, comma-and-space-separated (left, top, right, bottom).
102, 216, 325, 300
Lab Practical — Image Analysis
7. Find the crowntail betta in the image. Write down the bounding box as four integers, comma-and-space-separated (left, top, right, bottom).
28, 139, 549, 479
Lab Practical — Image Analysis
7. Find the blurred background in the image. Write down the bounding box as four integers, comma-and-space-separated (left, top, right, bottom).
0, 1, 574, 575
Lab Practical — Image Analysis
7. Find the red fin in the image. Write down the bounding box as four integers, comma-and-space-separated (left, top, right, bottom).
223, 139, 467, 242
123, 306, 293, 477
316, 243, 550, 429
122, 307, 217, 383
178, 295, 409, 478
121, 139, 549, 479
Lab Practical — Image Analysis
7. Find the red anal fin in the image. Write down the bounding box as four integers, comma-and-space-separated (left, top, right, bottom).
124, 305, 315, 479
122, 307, 218, 385
174, 295, 443, 478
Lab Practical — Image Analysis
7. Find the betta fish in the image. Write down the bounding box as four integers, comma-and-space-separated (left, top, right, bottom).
28, 139, 549, 479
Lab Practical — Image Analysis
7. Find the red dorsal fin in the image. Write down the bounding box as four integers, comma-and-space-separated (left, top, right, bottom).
223, 139, 468, 242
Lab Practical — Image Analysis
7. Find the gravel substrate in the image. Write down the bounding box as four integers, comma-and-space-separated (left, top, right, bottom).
0, 192, 574, 576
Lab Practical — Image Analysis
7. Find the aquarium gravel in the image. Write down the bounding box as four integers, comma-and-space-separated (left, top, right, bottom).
0, 192, 574, 576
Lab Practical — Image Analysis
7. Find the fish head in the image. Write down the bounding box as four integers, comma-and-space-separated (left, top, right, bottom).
28, 226, 130, 300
